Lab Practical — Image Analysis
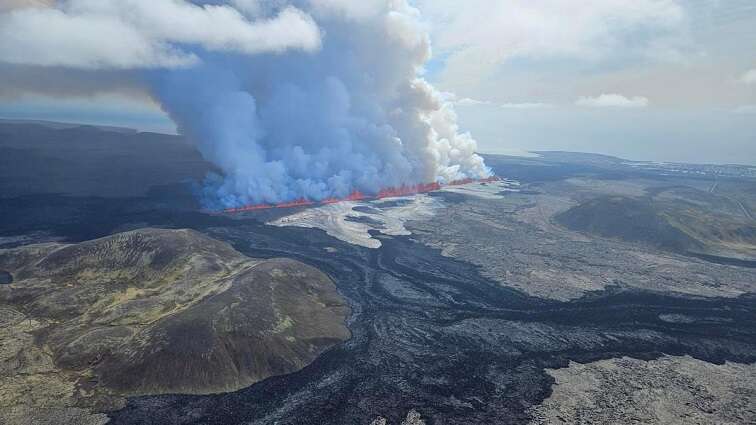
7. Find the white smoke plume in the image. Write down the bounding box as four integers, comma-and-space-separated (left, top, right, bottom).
0, 0, 491, 207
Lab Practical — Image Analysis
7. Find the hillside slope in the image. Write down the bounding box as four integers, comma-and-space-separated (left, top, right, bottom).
0, 228, 350, 423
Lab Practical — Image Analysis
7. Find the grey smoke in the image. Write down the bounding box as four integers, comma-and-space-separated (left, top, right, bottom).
1, 0, 491, 207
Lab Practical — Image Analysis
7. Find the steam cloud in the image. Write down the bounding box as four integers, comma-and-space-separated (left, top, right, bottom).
1, 1, 491, 207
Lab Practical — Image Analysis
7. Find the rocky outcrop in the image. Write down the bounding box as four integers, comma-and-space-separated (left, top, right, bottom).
369, 409, 426, 425
528, 355, 756, 424
0, 228, 350, 423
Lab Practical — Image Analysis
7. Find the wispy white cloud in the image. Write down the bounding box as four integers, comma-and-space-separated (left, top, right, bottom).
575, 94, 649, 108
0, 0, 55, 12
418, 0, 688, 93
741, 68, 756, 85
447, 93, 552, 109
0, 0, 321, 69
454, 97, 494, 106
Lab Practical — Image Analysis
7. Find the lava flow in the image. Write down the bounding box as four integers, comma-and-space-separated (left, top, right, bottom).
222, 176, 500, 214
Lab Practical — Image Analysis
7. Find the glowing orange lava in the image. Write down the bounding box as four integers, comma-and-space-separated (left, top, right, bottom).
221, 176, 500, 214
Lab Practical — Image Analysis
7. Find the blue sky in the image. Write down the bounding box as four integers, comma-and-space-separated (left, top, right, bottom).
416, 0, 756, 164
1, 0, 755, 164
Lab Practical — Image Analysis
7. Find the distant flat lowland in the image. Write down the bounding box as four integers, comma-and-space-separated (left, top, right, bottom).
0, 121, 213, 198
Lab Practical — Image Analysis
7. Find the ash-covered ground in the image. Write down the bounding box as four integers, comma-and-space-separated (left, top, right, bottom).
2, 124, 755, 424
106, 213, 756, 424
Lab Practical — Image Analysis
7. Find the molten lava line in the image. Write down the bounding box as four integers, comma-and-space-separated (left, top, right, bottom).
221, 176, 500, 214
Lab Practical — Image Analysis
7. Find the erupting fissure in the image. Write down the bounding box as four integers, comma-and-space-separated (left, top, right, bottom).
221, 177, 501, 214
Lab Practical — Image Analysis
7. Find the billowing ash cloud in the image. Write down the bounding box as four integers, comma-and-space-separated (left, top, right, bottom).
155, 1, 491, 207
1, 0, 491, 207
